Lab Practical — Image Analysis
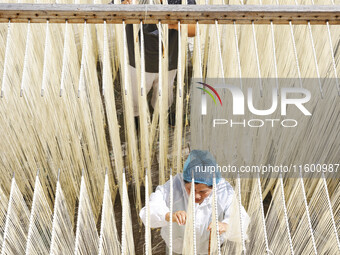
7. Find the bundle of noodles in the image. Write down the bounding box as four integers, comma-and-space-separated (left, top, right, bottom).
306, 178, 340, 253
284, 178, 317, 254
1, 176, 30, 255
74, 173, 99, 255
172, 0, 188, 174
49, 172, 75, 255
121, 169, 136, 255
265, 177, 294, 254
158, 16, 169, 185
331, 182, 340, 247
209, 175, 221, 255
143, 170, 152, 255
221, 178, 250, 254
114, 0, 142, 216
102, 20, 123, 196
25, 174, 53, 255
244, 177, 270, 254
128, 0, 153, 195
138, 18, 153, 195
181, 176, 196, 255
107, 4, 136, 253
75, 19, 110, 219
98, 171, 121, 255
0, 188, 8, 250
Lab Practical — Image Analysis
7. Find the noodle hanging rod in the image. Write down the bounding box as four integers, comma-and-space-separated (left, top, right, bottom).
0, 4, 339, 24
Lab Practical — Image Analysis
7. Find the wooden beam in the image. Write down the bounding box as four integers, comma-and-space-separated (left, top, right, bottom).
0, 4, 339, 25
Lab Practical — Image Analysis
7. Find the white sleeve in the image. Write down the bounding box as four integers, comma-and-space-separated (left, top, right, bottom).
139, 184, 170, 228
221, 193, 232, 224
221, 184, 235, 225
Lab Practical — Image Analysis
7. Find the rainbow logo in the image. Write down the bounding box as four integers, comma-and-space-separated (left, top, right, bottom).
196, 82, 223, 106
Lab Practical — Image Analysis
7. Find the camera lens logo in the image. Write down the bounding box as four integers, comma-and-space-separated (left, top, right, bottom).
196, 82, 223, 107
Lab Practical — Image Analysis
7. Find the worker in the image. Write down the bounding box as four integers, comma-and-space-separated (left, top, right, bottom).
139, 150, 250, 254
122, 0, 196, 119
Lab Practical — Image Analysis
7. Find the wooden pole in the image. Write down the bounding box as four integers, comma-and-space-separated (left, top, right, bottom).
0, 4, 339, 24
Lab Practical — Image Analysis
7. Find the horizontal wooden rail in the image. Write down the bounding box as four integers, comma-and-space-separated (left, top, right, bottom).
0, 4, 339, 24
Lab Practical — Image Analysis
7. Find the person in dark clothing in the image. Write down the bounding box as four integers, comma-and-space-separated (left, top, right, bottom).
122, 0, 196, 116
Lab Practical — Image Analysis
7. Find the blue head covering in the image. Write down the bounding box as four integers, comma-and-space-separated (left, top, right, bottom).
183, 150, 221, 186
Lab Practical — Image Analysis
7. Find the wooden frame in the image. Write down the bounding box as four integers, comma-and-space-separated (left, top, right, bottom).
0, 4, 339, 24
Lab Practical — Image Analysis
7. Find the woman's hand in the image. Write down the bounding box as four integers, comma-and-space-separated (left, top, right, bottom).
122, 0, 132, 4
165, 211, 187, 225
207, 222, 228, 234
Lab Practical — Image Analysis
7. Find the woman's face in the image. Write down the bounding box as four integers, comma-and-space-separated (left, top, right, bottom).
184, 182, 212, 204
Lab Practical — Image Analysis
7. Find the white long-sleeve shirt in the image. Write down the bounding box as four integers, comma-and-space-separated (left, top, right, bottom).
139, 173, 249, 254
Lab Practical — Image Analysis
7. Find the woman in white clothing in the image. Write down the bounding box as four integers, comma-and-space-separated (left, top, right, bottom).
139, 150, 250, 254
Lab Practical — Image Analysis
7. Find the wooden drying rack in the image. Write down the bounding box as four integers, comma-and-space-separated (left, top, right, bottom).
0, 4, 339, 24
